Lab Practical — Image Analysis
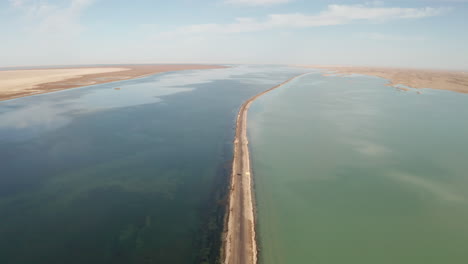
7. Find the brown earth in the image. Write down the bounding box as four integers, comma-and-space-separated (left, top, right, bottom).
0, 64, 226, 101
302, 65, 468, 93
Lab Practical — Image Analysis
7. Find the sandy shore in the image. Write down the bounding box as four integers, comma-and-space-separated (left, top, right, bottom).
301, 65, 468, 93
222, 73, 308, 264
0, 64, 225, 101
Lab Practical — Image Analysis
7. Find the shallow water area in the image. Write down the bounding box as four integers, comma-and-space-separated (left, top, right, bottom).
249, 72, 468, 264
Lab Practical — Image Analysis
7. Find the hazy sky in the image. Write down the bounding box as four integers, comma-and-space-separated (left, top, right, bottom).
1, 0, 468, 69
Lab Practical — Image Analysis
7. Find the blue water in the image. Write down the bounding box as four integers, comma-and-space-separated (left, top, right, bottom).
0, 65, 308, 264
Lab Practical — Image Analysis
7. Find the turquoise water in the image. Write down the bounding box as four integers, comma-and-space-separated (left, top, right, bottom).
249, 73, 468, 264
0, 66, 308, 264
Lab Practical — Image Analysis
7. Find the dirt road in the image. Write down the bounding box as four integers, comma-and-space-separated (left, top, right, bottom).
223, 73, 308, 264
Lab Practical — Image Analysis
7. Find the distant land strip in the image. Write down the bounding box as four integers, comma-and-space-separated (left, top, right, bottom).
301, 65, 468, 93
0, 64, 226, 101
222, 73, 309, 264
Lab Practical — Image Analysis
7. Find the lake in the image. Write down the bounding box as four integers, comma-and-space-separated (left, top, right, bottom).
0, 65, 307, 264
249, 72, 468, 264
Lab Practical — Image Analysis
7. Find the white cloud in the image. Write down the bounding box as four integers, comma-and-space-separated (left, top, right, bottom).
225, 0, 292, 6
9, 0, 24, 8
273, 5, 447, 27
363, 32, 427, 41
164, 4, 448, 35
6, 0, 96, 66
427, 0, 468, 2
365, 0, 385, 5
10, 0, 94, 34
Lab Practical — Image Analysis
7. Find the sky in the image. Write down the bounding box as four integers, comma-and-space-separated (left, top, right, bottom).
1, 0, 468, 69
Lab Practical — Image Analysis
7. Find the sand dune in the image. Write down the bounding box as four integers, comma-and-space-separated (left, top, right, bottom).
0, 64, 225, 101
0, 68, 127, 97
302, 65, 468, 93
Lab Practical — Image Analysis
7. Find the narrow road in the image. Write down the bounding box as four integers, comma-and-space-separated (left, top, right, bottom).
223, 73, 308, 264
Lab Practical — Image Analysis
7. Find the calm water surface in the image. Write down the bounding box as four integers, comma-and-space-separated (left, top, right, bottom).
249, 73, 468, 264
0, 65, 307, 264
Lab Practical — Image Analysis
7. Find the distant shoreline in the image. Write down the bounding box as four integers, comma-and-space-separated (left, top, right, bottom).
300, 65, 468, 94
0, 64, 226, 101
222, 73, 308, 264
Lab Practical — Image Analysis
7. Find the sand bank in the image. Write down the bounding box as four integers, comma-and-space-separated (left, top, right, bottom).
0, 64, 226, 101
222, 73, 308, 264
302, 65, 468, 93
